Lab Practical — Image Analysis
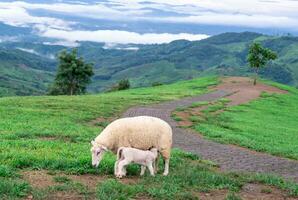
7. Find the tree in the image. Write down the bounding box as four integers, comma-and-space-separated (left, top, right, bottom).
49, 49, 94, 95
247, 43, 277, 85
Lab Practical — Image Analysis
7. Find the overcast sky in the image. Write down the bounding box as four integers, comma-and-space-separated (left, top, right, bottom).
0, 0, 298, 45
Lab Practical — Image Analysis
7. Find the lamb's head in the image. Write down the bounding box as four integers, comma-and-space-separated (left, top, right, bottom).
90, 140, 107, 168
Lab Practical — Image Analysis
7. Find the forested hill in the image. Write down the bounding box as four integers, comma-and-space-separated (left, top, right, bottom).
0, 32, 297, 96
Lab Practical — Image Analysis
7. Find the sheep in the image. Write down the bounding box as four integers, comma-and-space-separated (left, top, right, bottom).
90, 116, 172, 176
114, 147, 158, 178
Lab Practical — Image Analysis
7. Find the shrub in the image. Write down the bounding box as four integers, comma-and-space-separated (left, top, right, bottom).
152, 82, 163, 87
118, 79, 130, 90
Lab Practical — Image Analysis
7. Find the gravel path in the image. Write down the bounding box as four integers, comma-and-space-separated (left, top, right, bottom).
123, 90, 298, 182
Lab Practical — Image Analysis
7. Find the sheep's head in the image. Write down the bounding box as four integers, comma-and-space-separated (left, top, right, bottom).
90, 140, 107, 168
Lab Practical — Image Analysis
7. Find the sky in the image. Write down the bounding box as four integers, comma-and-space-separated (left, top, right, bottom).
0, 0, 298, 45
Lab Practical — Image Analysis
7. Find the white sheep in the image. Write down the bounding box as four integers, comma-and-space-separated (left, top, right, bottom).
90, 116, 172, 176
114, 147, 158, 178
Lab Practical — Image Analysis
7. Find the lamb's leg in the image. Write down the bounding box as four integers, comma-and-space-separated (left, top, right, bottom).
114, 160, 119, 176
123, 166, 127, 176
160, 149, 170, 176
140, 165, 146, 176
117, 160, 130, 178
147, 163, 155, 176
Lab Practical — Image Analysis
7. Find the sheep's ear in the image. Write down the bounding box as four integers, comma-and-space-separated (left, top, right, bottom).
91, 140, 96, 146
102, 146, 108, 151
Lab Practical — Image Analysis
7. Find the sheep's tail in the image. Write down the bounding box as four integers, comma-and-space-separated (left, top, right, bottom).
117, 147, 124, 160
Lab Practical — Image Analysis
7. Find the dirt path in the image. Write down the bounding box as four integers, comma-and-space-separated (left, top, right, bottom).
123, 77, 298, 182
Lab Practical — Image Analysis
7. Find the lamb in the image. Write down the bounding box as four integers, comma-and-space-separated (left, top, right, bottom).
114, 147, 158, 178
90, 116, 172, 176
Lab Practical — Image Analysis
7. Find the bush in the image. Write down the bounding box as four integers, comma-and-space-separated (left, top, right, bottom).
118, 79, 130, 90
152, 82, 163, 87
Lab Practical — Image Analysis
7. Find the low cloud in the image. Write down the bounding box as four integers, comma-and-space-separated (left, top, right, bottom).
39, 28, 209, 44
1, 1, 298, 30
0, 0, 298, 45
17, 47, 56, 59
0, 2, 73, 30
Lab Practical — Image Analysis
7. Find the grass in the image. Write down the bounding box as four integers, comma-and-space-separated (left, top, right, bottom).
96, 149, 243, 200
95, 149, 298, 200
32, 178, 91, 200
194, 82, 298, 160
1, 76, 298, 199
0, 76, 218, 198
0, 165, 31, 199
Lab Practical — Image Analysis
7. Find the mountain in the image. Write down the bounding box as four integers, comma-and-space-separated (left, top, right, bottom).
81, 32, 296, 91
0, 32, 297, 96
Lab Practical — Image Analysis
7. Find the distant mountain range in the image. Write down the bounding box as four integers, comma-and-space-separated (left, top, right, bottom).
0, 31, 297, 97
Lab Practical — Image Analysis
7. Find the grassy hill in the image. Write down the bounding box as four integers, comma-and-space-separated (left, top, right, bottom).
1, 32, 298, 96
1, 76, 298, 199
0, 48, 55, 96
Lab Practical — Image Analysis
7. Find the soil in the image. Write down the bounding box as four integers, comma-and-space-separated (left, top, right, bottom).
22, 170, 56, 189
22, 170, 141, 200
215, 77, 287, 106
88, 117, 115, 127
22, 170, 105, 200
198, 183, 298, 200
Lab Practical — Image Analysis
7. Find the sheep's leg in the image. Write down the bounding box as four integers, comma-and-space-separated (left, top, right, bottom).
160, 149, 170, 176
140, 165, 146, 176
147, 163, 155, 176
154, 154, 160, 173
163, 159, 169, 176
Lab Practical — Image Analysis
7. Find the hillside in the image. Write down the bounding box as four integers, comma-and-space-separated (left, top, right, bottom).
0, 48, 55, 96
1, 76, 298, 199
0, 32, 298, 96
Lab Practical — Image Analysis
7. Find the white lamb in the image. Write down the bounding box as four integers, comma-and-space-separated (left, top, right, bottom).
114, 147, 158, 178
90, 116, 172, 176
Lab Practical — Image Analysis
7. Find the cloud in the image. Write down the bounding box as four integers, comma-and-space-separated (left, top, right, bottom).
39, 28, 209, 44
0, 2, 73, 30
0, 36, 19, 43
1, 0, 298, 30
17, 47, 56, 59
1, 0, 298, 45
150, 13, 298, 29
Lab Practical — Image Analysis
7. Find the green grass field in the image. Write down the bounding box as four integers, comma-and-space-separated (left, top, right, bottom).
0, 76, 221, 199
1, 76, 298, 199
194, 82, 298, 160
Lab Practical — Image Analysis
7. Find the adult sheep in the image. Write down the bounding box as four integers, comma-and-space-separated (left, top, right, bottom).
90, 116, 172, 176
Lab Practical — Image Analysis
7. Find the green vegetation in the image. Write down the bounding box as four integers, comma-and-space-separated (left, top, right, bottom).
32, 177, 91, 200
95, 150, 298, 200
49, 49, 94, 95
96, 149, 242, 200
2, 32, 298, 96
194, 83, 298, 160
0, 48, 54, 97
225, 193, 242, 200
108, 79, 131, 91
0, 77, 217, 174
0, 76, 298, 199
247, 42, 277, 85
0, 165, 31, 199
